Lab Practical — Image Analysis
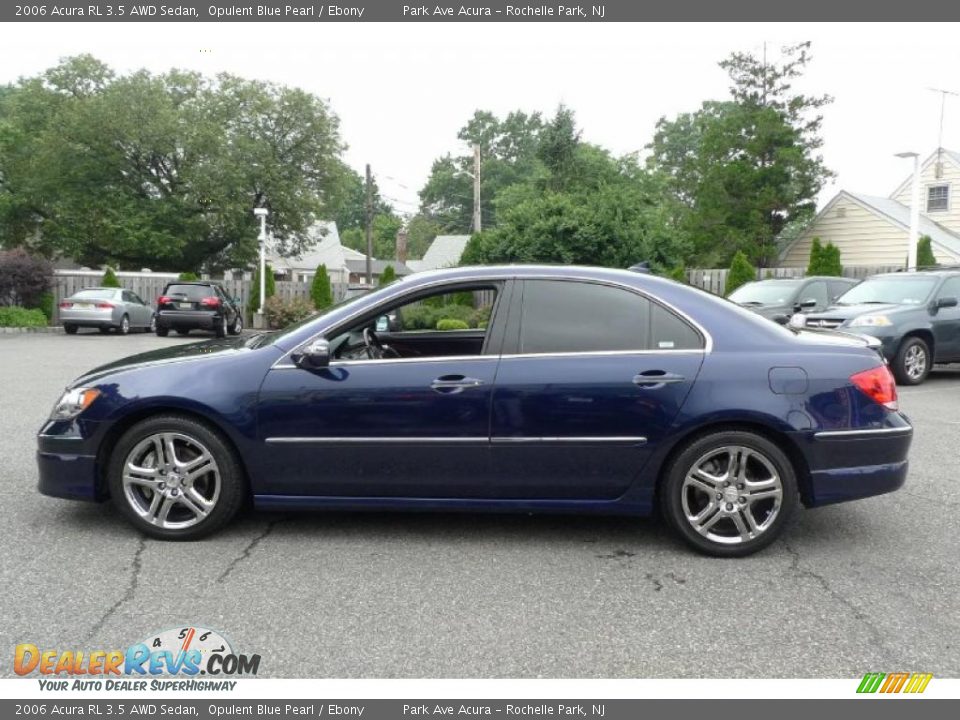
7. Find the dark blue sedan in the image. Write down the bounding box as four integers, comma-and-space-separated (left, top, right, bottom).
37, 265, 912, 556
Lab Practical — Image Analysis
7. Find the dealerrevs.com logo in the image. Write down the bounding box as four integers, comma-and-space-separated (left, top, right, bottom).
15, 626, 260, 691
857, 672, 933, 694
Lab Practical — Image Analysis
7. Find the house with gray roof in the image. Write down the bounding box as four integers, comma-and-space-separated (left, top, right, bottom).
780, 148, 960, 267
406, 235, 471, 273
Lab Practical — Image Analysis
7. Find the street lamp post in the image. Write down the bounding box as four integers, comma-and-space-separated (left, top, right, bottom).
253, 208, 269, 317
895, 152, 921, 270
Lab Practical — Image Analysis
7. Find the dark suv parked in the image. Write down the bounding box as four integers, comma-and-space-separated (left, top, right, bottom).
155, 282, 243, 338
728, 276, 860, 324
799, 270, 960, 385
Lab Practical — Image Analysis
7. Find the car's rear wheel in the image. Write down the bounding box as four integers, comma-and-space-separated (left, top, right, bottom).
660, 430, 798, 557
118, 314, 130, 335
229, 313, 243, 335
893, 336, 930, 386
64, 324, 77, 335
108, 415, 246, 540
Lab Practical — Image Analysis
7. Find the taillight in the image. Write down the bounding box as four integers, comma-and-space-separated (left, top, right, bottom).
157, 296, 171, 305
95, 302, 114, 310
58, 302, 72, 309
850, 365, 898, 410
200, 297, 220, 308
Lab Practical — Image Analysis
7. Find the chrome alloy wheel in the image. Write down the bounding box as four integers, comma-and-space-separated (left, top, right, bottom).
904, 343, 928, 381
121, 432, 221, 530
680, 445, 783, 545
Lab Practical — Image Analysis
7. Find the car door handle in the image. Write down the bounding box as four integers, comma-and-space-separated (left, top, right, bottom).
633, 370, 686, 388
431, 375, 486, 394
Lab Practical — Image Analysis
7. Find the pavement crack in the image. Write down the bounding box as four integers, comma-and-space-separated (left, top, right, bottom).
85, 535, 147, 642
783, 542, 892, 664
217, 518, 283, 583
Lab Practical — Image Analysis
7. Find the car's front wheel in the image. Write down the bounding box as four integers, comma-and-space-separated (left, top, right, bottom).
660, 430, 798, 557
107, 415, 246, 540
893, 336, 930, 386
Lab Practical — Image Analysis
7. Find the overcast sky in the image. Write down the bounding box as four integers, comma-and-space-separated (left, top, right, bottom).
2, 22, 959, 217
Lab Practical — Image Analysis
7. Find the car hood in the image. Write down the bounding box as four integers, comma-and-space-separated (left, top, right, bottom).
804, 303, 901, 321
71, 336, 258, 387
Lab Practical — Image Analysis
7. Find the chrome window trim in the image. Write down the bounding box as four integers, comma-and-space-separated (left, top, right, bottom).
271, 273, 713, 370
814, 427, 912, 439
265, 436, 647, 444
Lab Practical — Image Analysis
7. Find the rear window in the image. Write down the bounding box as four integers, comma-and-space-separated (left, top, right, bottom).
163, 284, 216, 301
72, 289, 119, 301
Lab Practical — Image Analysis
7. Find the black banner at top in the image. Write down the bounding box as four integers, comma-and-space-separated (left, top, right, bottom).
3, 0, 960, 22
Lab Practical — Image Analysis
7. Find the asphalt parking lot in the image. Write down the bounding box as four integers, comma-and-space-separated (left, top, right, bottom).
1, 330, 958, 678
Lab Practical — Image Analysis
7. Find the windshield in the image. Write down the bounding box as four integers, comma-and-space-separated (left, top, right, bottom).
71, 289, 120, 300
836, 277, 937, 306
728, 280, 801, 305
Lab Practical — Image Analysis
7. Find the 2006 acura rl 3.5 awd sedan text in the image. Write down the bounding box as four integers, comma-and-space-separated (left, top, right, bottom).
37, 265, 912, 557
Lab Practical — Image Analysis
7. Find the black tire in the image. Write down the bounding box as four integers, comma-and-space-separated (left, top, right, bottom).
175, 328, 190, 336
892, 336, 931, 386
64, 324, 78, 335
155, 326, 169, 337
214, 315, 227, 339
229, 313, 243, 336
107, 414, 246, 541
659, 430, 798, 558
118, 314, 130, 336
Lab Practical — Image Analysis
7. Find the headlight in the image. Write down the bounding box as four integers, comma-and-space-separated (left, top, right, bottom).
788, 313, 806, 329
50, 388, 101, 420
848, 314, 893, 328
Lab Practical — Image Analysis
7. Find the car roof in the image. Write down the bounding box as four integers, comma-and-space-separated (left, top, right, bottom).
867, 269, 960, 279
163, 280, 220, 286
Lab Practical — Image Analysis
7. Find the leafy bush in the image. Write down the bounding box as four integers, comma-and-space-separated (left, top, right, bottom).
436, 318, 470, 331
263, 296, 315, 330
917, 235, 937, 268
311, 264, 333, 310
470, 304, 492, 328
248, 264, 276, 314
0, 306, 48, 328
379, 265, 396, 286
665, 266, 687, 283
0, 248, 53, 308
178, 272, 199, 281
402, 303, 476, 330
38, 292, 54, 321
101, 267, 121, 288
725, 251, 756, 295
807, 237, 842, 276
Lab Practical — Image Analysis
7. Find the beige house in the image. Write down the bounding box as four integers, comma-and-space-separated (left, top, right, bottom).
780, 148, 960, 267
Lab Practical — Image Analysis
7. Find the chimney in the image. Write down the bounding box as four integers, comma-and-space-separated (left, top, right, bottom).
395, 228, 408, 264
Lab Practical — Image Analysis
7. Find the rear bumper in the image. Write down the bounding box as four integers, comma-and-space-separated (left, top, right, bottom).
60, 310, 117, 328
37, 436, 103, 502
157, 310, 218, 330
799, 423, 912, 507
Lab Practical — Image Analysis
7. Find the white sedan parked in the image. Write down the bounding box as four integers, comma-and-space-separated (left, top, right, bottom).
59, 287, 155, 335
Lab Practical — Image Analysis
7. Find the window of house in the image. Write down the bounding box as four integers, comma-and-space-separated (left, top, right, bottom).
928, 185, 950, 212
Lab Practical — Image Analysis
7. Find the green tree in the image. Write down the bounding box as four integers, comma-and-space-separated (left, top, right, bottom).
917, 235, 937, 268
178, 271, 199, 281
248, 263, 276, 314
311, 264, 333, 310
725, 251, 756, 295
806, 237, 824, 275
340, 214, 404, 260
405, 214, 440, 260
101, 267, 120, 287
378, 264, 396, 286
648, 42, 833, 267
0, 55, 346, 270
420, 109, 544, 233
820, 241, 842, 276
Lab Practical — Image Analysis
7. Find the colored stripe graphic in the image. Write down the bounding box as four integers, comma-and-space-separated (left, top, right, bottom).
857, 672, 932, 694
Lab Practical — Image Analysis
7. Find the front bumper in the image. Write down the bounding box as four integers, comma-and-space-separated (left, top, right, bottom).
799, 422, 912, 507
37, 428, 105, 502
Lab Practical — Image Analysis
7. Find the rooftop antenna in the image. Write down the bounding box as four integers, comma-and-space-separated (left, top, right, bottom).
928, 87, 959, 176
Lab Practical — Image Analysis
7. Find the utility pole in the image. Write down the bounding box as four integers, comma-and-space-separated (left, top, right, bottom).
365, 163, 373, 285
472, 143, 482, 234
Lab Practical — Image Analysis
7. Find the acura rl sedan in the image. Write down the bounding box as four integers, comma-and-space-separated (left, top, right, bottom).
37, 265, 912, 556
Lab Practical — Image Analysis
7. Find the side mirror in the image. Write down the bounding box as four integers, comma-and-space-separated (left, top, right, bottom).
936, 296, 958, 309
772, 314, 790, 325
796, 298, 818, 311
294, 338, 330, 369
